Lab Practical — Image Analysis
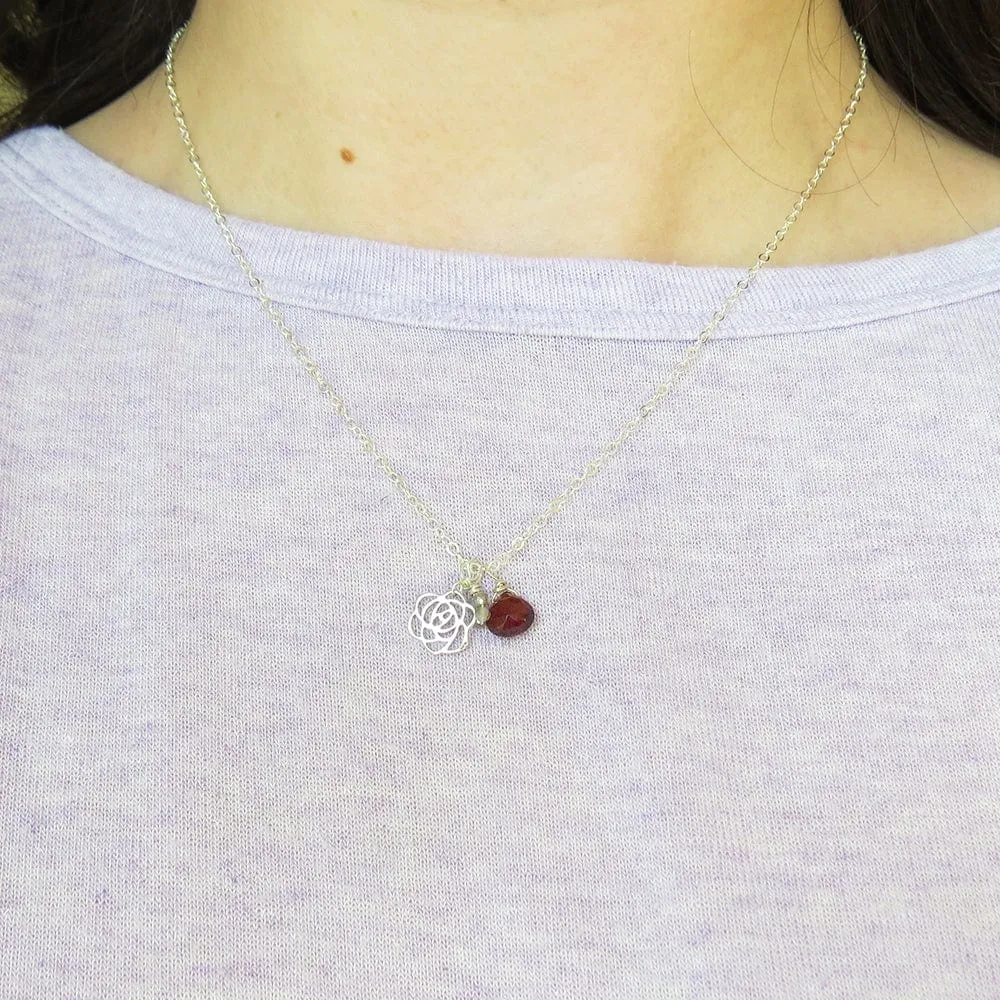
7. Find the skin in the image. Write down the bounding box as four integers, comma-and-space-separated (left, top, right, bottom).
68, 0, 1000, 267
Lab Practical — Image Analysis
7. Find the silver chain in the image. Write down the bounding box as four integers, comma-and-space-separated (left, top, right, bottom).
164, 21, 867, 595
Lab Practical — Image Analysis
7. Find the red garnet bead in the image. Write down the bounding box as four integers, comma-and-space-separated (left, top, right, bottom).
486, 592, 536, 638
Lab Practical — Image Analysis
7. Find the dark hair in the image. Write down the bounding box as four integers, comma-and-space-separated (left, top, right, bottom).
1, 0, 998, 157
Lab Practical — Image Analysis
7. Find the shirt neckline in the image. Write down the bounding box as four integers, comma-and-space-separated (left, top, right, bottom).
3, 123, 999, 342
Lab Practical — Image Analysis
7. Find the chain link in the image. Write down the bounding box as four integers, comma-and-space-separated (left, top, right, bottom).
164, 23, 867, 592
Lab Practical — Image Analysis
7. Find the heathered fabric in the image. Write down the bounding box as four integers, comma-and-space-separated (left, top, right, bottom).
1, 123, 999, 999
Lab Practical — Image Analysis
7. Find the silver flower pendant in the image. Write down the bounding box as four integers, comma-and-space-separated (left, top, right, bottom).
408, 588, 481, 654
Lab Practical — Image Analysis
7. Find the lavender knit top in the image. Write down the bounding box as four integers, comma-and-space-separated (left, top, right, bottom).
2, 124, 999, 998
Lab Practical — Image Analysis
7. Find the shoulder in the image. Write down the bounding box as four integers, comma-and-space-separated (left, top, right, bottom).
0, 126, 48, 227
0, 127, 106, 309
0, 124, 170, 349
0, 128, 80, 312
0, 125, 94, 249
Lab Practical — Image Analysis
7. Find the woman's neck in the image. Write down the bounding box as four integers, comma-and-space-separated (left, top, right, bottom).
68, 0, 1000, 266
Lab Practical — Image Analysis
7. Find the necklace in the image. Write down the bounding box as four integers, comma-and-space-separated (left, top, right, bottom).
163, 21, 868, 655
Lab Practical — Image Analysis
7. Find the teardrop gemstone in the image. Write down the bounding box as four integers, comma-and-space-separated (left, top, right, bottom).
486, 592, 535, 637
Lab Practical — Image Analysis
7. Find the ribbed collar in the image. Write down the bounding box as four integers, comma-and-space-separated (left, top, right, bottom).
3, 124, 998, 341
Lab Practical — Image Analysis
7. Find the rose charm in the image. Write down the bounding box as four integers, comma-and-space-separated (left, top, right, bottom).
408, 589, 479, 654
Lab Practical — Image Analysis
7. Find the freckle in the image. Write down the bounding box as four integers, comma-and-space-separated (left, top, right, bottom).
340, 147, 356, 163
